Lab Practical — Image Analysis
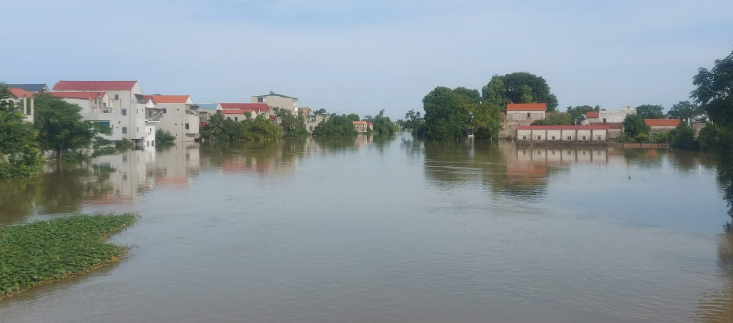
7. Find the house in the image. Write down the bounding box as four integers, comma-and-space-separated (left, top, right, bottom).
4, 88, 35, 123
251, 91, 298, 115
53, 81, 147, 145
197, 103, 218, 127
517, 125, 610, 144
354, 121, 369, 133
51, 92, 125, 141
585, 106, 636, 124
306, 114, 329, 133
645, 119, 680, 134
151, 95, 200, 142
217, 103, 271, 121
7, 84, 50, 93
500, 103, 547, 139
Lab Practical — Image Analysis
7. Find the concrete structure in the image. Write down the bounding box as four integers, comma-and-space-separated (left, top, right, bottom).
501, 103, 547, 139
51, 92, 126, 141
4, 88, 35, 123
7, 84, 50, 93
251, 91, 298, 114
53, 81, 147, 145
217, 103, 271, 121
585, 106, 636, 125
151, 95, 200, 142
353, 120, 372, 133
517, 125, 610, 144
645, 119, 680, 135
306, 114, 330, 133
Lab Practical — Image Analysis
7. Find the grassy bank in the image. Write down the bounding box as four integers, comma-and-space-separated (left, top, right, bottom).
0, 213, 137, 299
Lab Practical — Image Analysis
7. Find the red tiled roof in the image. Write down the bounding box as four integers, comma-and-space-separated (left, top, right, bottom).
53, 81, 137, 91
219, 103, 270, 112
9, 88, 34, 98
586, 111, 600, 118
507, 103, 547, 111
152, 95, 190, 104
517, 125, 610, 130
221, 109, 267, 115
644, 119, 680, 127
51, 92, 107, 100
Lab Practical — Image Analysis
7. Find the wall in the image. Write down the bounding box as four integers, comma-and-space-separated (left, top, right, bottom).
506, 111, 545, 125
253, 95, 297, 113
649, 126, 677, 134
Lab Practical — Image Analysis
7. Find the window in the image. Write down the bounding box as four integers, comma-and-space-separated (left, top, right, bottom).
185, 123, 189, 130
582, 136, 586, 140
137, 127, 139, 133
122, 109, 127, 116
551, 136, 555, 140
603, 118, 607, 123
567, 136, 572, 141
114, 94, 119, 100
122, 155, 128, 163
522, 135, 527, 140
147, 141, 149, 147
163, 108, 167, 113
537, 136, 541, 140
122, 172, 127, 181
122, 127, 127, 134
235, 117, 238, 121
597, 136, 602, 141
258, 97, 264, 102
522, 150, 527, 155
527, 113, 531, 118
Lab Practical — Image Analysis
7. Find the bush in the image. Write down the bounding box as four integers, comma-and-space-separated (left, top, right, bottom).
0, 213, 137, 298
653, 132, 669, 143
634, 133, 650, 143
616, 134, 631, 143
156, 129, 176, 145
669, 124, 699, 150
312, 115, 358, 138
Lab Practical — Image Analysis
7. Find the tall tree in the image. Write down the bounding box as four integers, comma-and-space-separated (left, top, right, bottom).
669, 101, 703, 123
402, 109, 424, 132
453, 87, 481, 105
0, 83, 42, 178
636, 104, 665, 119
370, 109, 399, 136
501, 72, 559, 111
33, 94, 109, 158
481, 75, 509, 107
692, 49, 733, 128
346, 113, 360, 122
623, 114, 650, 138
566, 105, 595, 125
421, 86, 471, 140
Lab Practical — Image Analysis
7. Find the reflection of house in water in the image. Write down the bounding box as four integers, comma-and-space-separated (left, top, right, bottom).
515, 146, 609, 164
89, 150, 150, 204
149, 144, 201, 189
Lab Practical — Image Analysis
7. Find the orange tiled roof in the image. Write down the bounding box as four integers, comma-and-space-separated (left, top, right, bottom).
9, 88, 34, 98
151, 95, 190, 104
586, 111, 600, 118
53, 81, 137, 91
507, 103, 547, 111
644, 119, 680, 127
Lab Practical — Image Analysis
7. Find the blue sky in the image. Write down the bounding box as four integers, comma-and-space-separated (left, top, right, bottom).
4, 0, 733, 119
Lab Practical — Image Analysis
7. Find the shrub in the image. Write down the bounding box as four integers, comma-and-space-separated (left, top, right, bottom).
616, 134, 631, 143
635, 133, 650, 143
156, 129, 176, 145
653, 132, 669, 143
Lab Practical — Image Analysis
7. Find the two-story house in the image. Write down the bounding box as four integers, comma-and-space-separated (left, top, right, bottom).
4, 88, 35, 123
52, 81, 147, 145
50, 92, 125, 140
500, 103, 547, 139
153, 95, 200, 142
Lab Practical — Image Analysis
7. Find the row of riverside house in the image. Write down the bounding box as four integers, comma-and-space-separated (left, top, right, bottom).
7, 82, 317, 148
503, 103, 687, 144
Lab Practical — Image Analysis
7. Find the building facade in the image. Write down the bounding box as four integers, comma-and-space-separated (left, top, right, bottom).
501, 103, 548, 139
51, 92, 124, 141
53, 81, 147, 144
585, 106, 636, 124
517, 125, 610, 144
152, 95, 200, 142
645, 119, 680, 134
217, 103, 271, 121
4, 88, 35, 123
251, 91, 298, 115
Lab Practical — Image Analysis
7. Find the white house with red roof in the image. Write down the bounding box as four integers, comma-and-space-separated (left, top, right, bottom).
4, 87, 35, 123
517, 125, 610, 144
152, 95, 200, 143
216, 103, 271, 121
53, 81, 147, 145
51, 92, 127, 141
583, 106, 636, 125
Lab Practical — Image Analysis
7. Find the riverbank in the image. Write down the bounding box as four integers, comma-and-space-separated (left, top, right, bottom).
0, 214, 137, 299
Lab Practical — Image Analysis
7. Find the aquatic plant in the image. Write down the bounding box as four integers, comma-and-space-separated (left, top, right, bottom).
0, 213, 137, 299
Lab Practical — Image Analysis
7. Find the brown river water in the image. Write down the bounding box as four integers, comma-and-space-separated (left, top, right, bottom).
1, 134, 733, 323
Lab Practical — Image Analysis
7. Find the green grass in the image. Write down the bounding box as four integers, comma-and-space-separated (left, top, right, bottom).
0, 213, 137, 299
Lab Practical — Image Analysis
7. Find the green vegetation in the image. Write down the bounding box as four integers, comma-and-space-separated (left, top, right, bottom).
692, 49, 733, 151
312, 114, 358, 138
0, 84, 43, 179
277, 109, 309, 140
369, 109, 399, 136
200, 113, 282, 142
401, 109, 424, 132
668, 124, 699, 150
622, 115, 650, 138
531, 112, 572, 126
419, 87, 473, 140
566, 105, 599, 125
0, 213, 137, 299
669, 101, 703, 124
635, 104, 665, 119
156, 129, 176, 145
483, 72, 559, 111
33, 94, 110, 159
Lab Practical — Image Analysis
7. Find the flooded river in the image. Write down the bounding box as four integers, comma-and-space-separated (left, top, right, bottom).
1, 134, 733, 322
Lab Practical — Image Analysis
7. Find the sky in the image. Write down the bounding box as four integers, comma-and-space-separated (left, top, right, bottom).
3, 0, 733, 119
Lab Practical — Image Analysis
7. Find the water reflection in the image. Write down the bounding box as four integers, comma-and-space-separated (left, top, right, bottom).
695, 234, 733, 322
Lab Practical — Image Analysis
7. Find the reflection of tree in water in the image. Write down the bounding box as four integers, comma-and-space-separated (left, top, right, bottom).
717, 152, 733, 232
694, 234, 733, 323
0, 163, 115, 224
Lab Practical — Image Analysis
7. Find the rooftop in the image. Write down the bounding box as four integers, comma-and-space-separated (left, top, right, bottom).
53, 81, 138, 91
51, 92, 107, 100
586, 111, 600, 118
517, 125, 611, 130
644, 119, 680, 127
253, 91, 298, 100
507, 103, 547, 111
151, 95, 191, 104
8, 88, 34, 98
7, 84, 48, 92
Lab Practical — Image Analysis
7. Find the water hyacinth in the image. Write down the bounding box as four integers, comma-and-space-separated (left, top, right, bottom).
0, 213, 137, 299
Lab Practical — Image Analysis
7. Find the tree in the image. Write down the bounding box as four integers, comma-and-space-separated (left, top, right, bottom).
156, 129, 176, 145
420, 86, 471, 140
636, 104, 665, 119
692, 49, 733, 134
402, 109, 425, 132
314, 109, 328, 115
622, 114, 650, 138
501, 72, 559, 111
669, 101, 702, 123
470, 101, 503, 140
199, 113, 282, 142
345, 113, 360, 122
453, 87, 481, 105
0, 83, 42, 178
33, 94, 108, 159
531, 112, 572, 126
370, 109, 399, 136
668, 124, 699, 150
481, 75, 509, 107
312, 114, 358, 138
278, 109, 309, 139
566, 105, 596, 125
